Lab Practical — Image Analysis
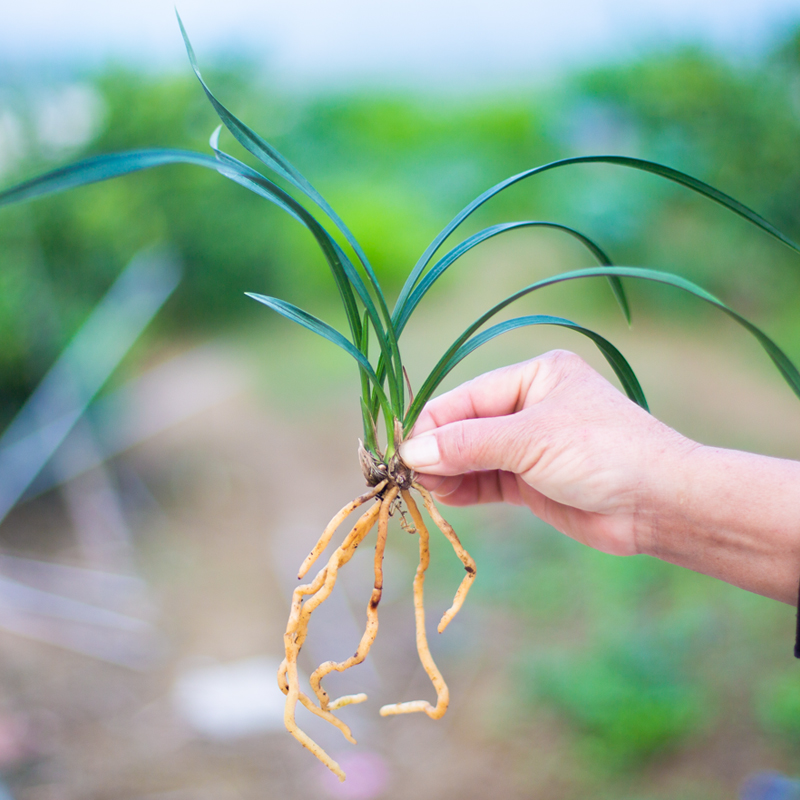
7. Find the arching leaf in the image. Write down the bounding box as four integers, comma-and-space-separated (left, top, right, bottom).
404, 313, 647, 433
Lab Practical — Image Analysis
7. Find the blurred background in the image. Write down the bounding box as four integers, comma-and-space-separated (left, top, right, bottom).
1, 1, 800, 798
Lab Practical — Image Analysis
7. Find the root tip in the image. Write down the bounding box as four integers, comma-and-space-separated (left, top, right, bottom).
380, 700, 435, 717
328, 693, 368, 712
437, 610, 454, 633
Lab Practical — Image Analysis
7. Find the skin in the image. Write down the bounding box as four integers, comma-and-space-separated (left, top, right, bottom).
398, 350, 800, 605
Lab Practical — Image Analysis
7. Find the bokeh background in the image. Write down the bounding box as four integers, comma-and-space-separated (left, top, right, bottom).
1, 2, 800, 798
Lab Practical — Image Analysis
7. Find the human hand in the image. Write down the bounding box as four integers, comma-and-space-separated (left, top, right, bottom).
399, 350, 696, 557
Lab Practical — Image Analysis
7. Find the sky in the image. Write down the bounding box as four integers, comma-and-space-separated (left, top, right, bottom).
2, 0, 799, 87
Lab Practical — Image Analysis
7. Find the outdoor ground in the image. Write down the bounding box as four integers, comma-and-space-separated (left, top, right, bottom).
1, 267, 799, 800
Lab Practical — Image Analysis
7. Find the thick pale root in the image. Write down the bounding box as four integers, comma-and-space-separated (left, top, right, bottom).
296, 503, 380, 629
280, 497, 383, 782
297, 481, 387, 579
310, 486, 398, 710
328, 693, 368, 711
282, 654, 347, 781
415, 484, 476, 633
379, 699, 441, 716
280, 479, 476, 780
380, 490, 449, 720
298, 692, 357, 744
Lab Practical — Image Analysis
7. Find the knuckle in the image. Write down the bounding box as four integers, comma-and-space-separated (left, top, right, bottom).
538, 349, 595, 390
448, 422, 474, 464
488, 416, 529, 473
548, 349, 586, 370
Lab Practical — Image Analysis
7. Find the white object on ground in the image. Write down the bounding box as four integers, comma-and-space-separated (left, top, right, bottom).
172, 656, 286, 739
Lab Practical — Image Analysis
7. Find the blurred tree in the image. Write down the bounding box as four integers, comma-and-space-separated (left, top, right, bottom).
0, 66, 290, 424
1, 22, 799, 424
569, 28, 800, 316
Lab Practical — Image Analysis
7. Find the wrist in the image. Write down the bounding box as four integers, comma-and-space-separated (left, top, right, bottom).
630, 424, 701, 558
637, 441, 800, 604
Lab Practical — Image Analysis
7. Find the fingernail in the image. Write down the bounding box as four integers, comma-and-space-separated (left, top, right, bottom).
399, 435, 440, 469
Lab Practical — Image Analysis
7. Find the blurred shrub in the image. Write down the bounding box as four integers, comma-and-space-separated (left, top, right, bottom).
1, 22, 799, 423
755, 670, 800, 743
528, 631, 706, 771
567, 31, 800, 316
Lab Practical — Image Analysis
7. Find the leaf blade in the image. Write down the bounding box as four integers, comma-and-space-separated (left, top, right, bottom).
245, 292, 390, 412
403, 313, 646, 433
398, 155, 800, 315
394, 220, 628, 333
406, 265, 800, 427
177, 12, 405, 408
0, 149, 218, 208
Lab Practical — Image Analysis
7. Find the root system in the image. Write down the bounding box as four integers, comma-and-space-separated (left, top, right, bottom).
278, 470, 476, 782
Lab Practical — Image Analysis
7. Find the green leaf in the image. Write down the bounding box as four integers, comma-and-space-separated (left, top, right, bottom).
360, 397, 379, 453
398, 155, 800, 315
393, 220, 628, 333
177, 12, 405, 407
0, 148, 218, 208
0, 141, 408, 414
208, 133, 361, 326
245, 292, 390, 414
176, 11, 367, 268
209, 144, 404, 413
406, 265, 800, 427
403, 313, 646, 433
0, 137, 382, 376
358, 310, 377, 450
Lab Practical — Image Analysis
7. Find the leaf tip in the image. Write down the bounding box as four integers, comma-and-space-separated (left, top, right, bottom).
209, 125, 223, 150
175, 7, 200, 72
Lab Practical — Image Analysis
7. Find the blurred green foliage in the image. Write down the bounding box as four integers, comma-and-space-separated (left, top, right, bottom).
0, 66, 289, 422
568, 31, 800, 314
461, 503, 795, 794
531, 631, 705, 770
1, 26, 799, 428
756, 669, 800, 743
1, 22, 799, 796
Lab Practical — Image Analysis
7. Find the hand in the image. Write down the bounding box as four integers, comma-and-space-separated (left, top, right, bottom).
400, 350, 800, 604
399, 350, 697, 557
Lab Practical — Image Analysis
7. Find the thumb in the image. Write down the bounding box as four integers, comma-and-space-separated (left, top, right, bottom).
399, 414, 529, 476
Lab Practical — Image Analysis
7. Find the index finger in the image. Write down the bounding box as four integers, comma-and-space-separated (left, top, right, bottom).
410, 354, 556, 436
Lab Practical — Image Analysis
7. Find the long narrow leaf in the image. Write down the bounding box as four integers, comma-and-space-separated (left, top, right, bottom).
0, 149, 220, 208
358, 310, 378, 452
403, 314, 646, 433
177, 13, 406, 407
210, 142, 414, 415
0, 143, 409, 414
176, 11, 370, 273
397, 155, 800, 314
207, 131, 361, 337
394, 220, 628, 333
208, 141, 404, 413
245, 293, 390, 414
406, 265, 800, 426
0, 144, 371, 384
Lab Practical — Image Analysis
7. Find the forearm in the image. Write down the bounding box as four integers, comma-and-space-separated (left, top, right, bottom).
640, 444, 800, 604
